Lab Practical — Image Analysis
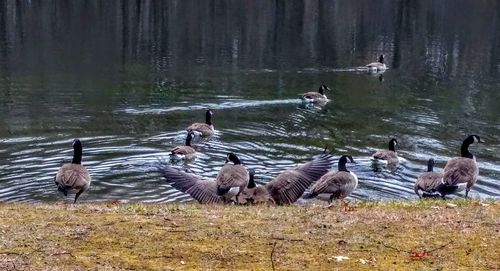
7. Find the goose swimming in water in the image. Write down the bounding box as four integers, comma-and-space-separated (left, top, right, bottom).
299, 85, 330, 103
366, 54, 387, 71
186, 109, 215, 137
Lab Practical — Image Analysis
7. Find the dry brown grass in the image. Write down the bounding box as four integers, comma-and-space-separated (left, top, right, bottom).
0, 200, 498, 270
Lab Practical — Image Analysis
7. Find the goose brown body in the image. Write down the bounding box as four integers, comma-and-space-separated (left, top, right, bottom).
170, 133, 196, 160
438, 135, 483, 198
299, 85, 330, 103
306, 155, 358, 203
54, 139, 91, 203
414, 159, 444, 198
186, 109, 214, 137
372, 138, 399, 166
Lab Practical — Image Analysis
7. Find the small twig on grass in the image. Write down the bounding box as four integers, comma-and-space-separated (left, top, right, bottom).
272, 236, 303, 242
270, 241, 277, 271
0, 251, 22, 256
49, 251, 73, 257
379, 240, 454, 259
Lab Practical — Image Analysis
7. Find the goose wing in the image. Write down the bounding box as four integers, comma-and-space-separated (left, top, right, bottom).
170, 146, 195, 155
159, 166, 222, 204
312, 171, 356, 196
265, 154, 334, 204
443, 157, 478, 187
415, 172, 444, 193
372, 150, 397, 161
300, 92, 323, 99
55, 164, 91, 190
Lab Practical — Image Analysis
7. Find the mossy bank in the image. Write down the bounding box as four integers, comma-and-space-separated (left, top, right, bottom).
0, 200, 498, 270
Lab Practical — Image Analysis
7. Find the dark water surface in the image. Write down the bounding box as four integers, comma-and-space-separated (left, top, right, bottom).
0, 1, 499, 203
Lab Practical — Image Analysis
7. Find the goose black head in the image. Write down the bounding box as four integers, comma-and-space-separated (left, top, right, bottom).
338, 155, 355, 171
72, 139, 83, 164
461, 135, 483, 158
388, 138, 398, 152
318, 84, 331, 95
225, 152, 242, 165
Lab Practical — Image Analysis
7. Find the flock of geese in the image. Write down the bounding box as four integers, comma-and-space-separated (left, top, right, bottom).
53, 55, 484, 205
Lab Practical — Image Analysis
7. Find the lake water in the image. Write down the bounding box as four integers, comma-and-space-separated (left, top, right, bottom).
0, 0, 499, 203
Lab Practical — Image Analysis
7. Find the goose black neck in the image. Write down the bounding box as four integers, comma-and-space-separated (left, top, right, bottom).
318, 86, 324, 95
338, 157, 349, 172
427, 162, 434, 172
379, 55, 384, 63
232, 157, 242, 165
248, 172, 256, 188
205, 111, 212, 125
460, 140, 473, 159
185, 134, 192, 146
388, 140, 396, 152
72, 142, 82, 164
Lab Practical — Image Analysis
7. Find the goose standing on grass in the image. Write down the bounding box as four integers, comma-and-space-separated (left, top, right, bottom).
366, 54, 387, 71
169, 132, 196, 161
414, 158, 444, 198
54, 139, 91, 203
186, 109, 214, 137
371, 138, 399, 168
242, 152, 335, 205
299, 84, 330, 103
304, 155, 357, 209
437, 135, 483, 198
215, 153, 249, 202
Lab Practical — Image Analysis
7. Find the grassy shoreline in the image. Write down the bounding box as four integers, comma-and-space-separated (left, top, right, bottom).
0, 200, 498, 270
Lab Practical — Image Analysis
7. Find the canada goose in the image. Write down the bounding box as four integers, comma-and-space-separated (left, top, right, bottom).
305, 155, 357, 209
215, 153, 249, 202
241, 153, 335, 205
371, 138, 399, 166
366, 54, 387, 71
159, 166, 238, 204
414, 158, 444, 198
54, 139, 91, 203
186, 109, 214, 137
169, 132, 196, 161
299, 84, 330, 103
437, 135, 483, 198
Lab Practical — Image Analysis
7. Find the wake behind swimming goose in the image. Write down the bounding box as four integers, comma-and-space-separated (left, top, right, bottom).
304, 155, 358, 209
299, 84, 330, 103
414, 158, 444, 199
186, 109, 215, 137
169, 132, 196, 161
242, 152, 335, 205
437, 135, 483, 198
54, 139, 91, 203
